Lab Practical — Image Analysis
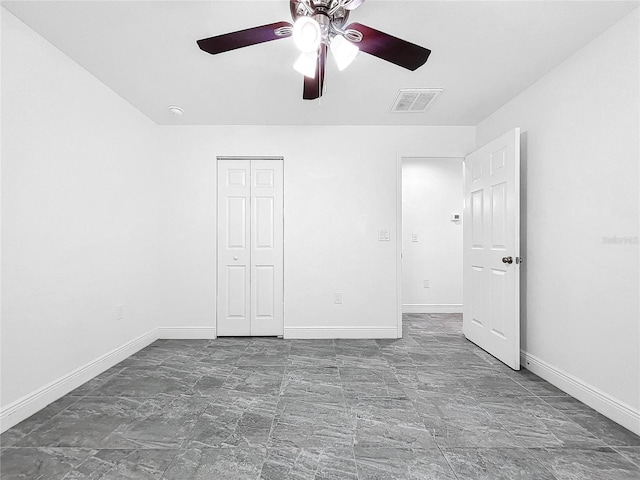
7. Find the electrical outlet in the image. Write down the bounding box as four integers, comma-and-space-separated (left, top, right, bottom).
116, 304, 124, 319
334, 293, 343, 304
423, 280, 430, 288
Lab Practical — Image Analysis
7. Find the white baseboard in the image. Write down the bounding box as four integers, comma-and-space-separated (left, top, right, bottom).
284, 326, 398, 339
0, 329, 158, 433
157, 327, 216, 339
402, 304, 463, 314
0, 326, 217, 433
521, 351, 640, 436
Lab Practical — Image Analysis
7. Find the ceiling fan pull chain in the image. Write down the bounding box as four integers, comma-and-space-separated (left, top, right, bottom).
318, 53, 322, 106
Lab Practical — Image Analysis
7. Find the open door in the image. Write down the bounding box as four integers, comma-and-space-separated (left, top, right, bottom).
463, 128, 521, 370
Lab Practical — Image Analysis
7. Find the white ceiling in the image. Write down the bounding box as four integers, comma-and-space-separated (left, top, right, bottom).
3, 0, 638, 125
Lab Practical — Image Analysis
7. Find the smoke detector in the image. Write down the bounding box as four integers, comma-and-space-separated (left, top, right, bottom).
168, 105, 184, 115
391, 88, 443, 113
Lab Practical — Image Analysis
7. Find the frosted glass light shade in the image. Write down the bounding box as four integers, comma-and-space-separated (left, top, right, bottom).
293, 17, 322, 53
330, 34, 358, 71
294, 51, 317, 78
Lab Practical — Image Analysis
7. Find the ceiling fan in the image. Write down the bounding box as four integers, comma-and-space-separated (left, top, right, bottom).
197, 0, 431, 100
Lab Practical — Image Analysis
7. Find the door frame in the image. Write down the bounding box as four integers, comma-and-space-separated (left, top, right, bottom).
215, 156, 285, 336
395, 153, 464, 338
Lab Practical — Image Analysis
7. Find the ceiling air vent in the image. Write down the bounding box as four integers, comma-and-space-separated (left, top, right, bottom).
391, 88, 443, 113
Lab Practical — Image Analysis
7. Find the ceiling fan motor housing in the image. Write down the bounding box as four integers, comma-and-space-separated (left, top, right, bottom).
290, 0, 350, 38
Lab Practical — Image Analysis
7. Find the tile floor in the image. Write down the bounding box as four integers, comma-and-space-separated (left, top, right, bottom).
1, 313, 639, 479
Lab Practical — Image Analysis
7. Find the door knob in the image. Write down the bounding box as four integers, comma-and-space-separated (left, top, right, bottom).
502, 256, 513, 264
234, 256, 238, 261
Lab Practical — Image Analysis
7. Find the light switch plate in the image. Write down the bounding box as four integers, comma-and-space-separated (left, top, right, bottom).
378, 229, 390, 241
334, 293, 343, 304
412, 234, 418, 242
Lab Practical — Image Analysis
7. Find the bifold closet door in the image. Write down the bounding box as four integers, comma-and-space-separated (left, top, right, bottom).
250, 160, 284, 336
217, 160, 251, 336
217, 159, 283, 336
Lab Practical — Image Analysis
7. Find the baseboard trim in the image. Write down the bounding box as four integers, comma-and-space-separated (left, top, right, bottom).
284, 327, 398, 339
157, 327, 216, 339
402, 304, 463, 314
521, 351, 640, 436
0, 329, 158, 433
0, 326, 218, 433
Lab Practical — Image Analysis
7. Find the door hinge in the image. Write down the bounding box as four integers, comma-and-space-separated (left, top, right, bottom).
516, 257, 524, 264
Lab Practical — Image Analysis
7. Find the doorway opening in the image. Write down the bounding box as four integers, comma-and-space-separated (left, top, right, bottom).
396, 128, 522, 369
398, 157, 464, 329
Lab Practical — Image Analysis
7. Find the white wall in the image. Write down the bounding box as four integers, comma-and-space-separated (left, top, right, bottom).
402, 158, 463, 313
157, 126, 475, 338
5, 0, 636, 440
0, 8, 475, 431
1, 9, 162, 419
477, 9, 639, 432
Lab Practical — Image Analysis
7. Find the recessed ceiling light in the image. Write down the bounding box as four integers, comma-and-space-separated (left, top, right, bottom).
168, 105, 184, 115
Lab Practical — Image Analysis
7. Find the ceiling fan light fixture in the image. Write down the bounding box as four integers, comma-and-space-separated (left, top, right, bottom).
292, 16, 322, 52
330, 34, 359, 71
293, 51, 317, 78
197, 1, 432, 101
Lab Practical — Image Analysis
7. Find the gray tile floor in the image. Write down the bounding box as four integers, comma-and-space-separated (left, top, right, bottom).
2, 313, 640, 479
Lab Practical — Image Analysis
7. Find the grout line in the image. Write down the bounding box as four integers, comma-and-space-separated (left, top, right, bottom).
334, 338, 360, 480
5, 314, 637, 479
435, 443, 462, 480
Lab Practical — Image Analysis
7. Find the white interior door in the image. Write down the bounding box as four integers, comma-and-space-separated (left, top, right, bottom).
217, 158, 284, 336
250, 160, 284, 336
217, 159, 251, 336
463, 128, 521, 370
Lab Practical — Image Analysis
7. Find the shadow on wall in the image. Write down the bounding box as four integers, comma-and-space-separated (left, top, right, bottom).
520, 130, 528, 353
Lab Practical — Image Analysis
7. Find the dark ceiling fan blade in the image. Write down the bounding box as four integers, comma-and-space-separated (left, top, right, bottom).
345, 22, 431, 71
303, 44, 327, 100
197, 21, 292, 55
343, 0, 367, 10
